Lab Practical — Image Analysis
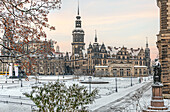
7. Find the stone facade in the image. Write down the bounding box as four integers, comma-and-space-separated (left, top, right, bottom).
156, 0, 170, 98
94, 46, 149, 77
0, 40, 64, 76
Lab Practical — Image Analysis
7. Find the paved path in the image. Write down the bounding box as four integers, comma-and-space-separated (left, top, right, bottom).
93, 82, 152, 112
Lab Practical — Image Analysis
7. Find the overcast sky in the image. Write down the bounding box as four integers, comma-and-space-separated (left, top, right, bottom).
45, 0, 160, 60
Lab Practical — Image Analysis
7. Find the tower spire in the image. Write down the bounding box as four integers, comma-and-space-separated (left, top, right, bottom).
146, 37, 148, 48
95, 30, 97, 42
75, 0, 81, 28
78, 0, 79, 15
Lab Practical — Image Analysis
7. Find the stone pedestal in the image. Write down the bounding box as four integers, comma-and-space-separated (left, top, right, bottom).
143, 83, 169, 112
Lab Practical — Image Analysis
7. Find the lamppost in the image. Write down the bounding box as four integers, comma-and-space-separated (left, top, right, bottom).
113, 70, 118, 92
131, 72, 133, 86
84, 69, 87, 80
62, 66, 65, 79
63, 61, 66, 79
17, 60, 22, 87
89, 76, 92, 94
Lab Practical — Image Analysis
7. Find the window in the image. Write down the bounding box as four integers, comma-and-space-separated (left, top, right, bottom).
48, 68, 50, 72
120, 69, 124, 76
135, 69, 137, 75
140, 61, 142, 66
40, 67, 43, 72
139, 69, 142, 75
113, 69, 117, 76
56, 68, 58, 72
103, 60, 106, 64
100, 54, 102, 58
122, 56, 125, 60
127, 69, 130, 76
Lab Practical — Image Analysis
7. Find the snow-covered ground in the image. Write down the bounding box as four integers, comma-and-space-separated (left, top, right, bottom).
0, 75, 169, 112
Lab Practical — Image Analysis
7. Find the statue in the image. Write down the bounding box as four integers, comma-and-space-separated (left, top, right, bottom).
153, 59, 162, 84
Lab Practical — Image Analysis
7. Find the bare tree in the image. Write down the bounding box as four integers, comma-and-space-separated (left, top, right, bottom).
0, 0, 61, 75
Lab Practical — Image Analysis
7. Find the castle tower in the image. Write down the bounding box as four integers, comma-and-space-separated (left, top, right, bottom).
145, 37, 151, 75
71, 1, 85, 57
156, 0, 170, 98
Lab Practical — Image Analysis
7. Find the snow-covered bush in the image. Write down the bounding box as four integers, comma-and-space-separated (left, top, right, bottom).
23, 81, 98, 112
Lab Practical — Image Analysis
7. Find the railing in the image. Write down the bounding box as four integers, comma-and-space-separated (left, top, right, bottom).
0, 94, 30, 100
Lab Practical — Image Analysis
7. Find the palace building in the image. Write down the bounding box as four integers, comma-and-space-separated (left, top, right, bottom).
63, 2, 152, 77
156, 0, 170, 98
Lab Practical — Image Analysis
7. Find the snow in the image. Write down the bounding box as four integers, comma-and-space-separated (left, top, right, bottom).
34, 75, 73, 80
74, 54, 79, 57
131, 50, 140, 56
134, 66, 147, 68
95, 66, 108, 68
109, 47, 141, 57
109, 47, 120, 55
88, 78, 151, 111
0, 75, 169, 112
